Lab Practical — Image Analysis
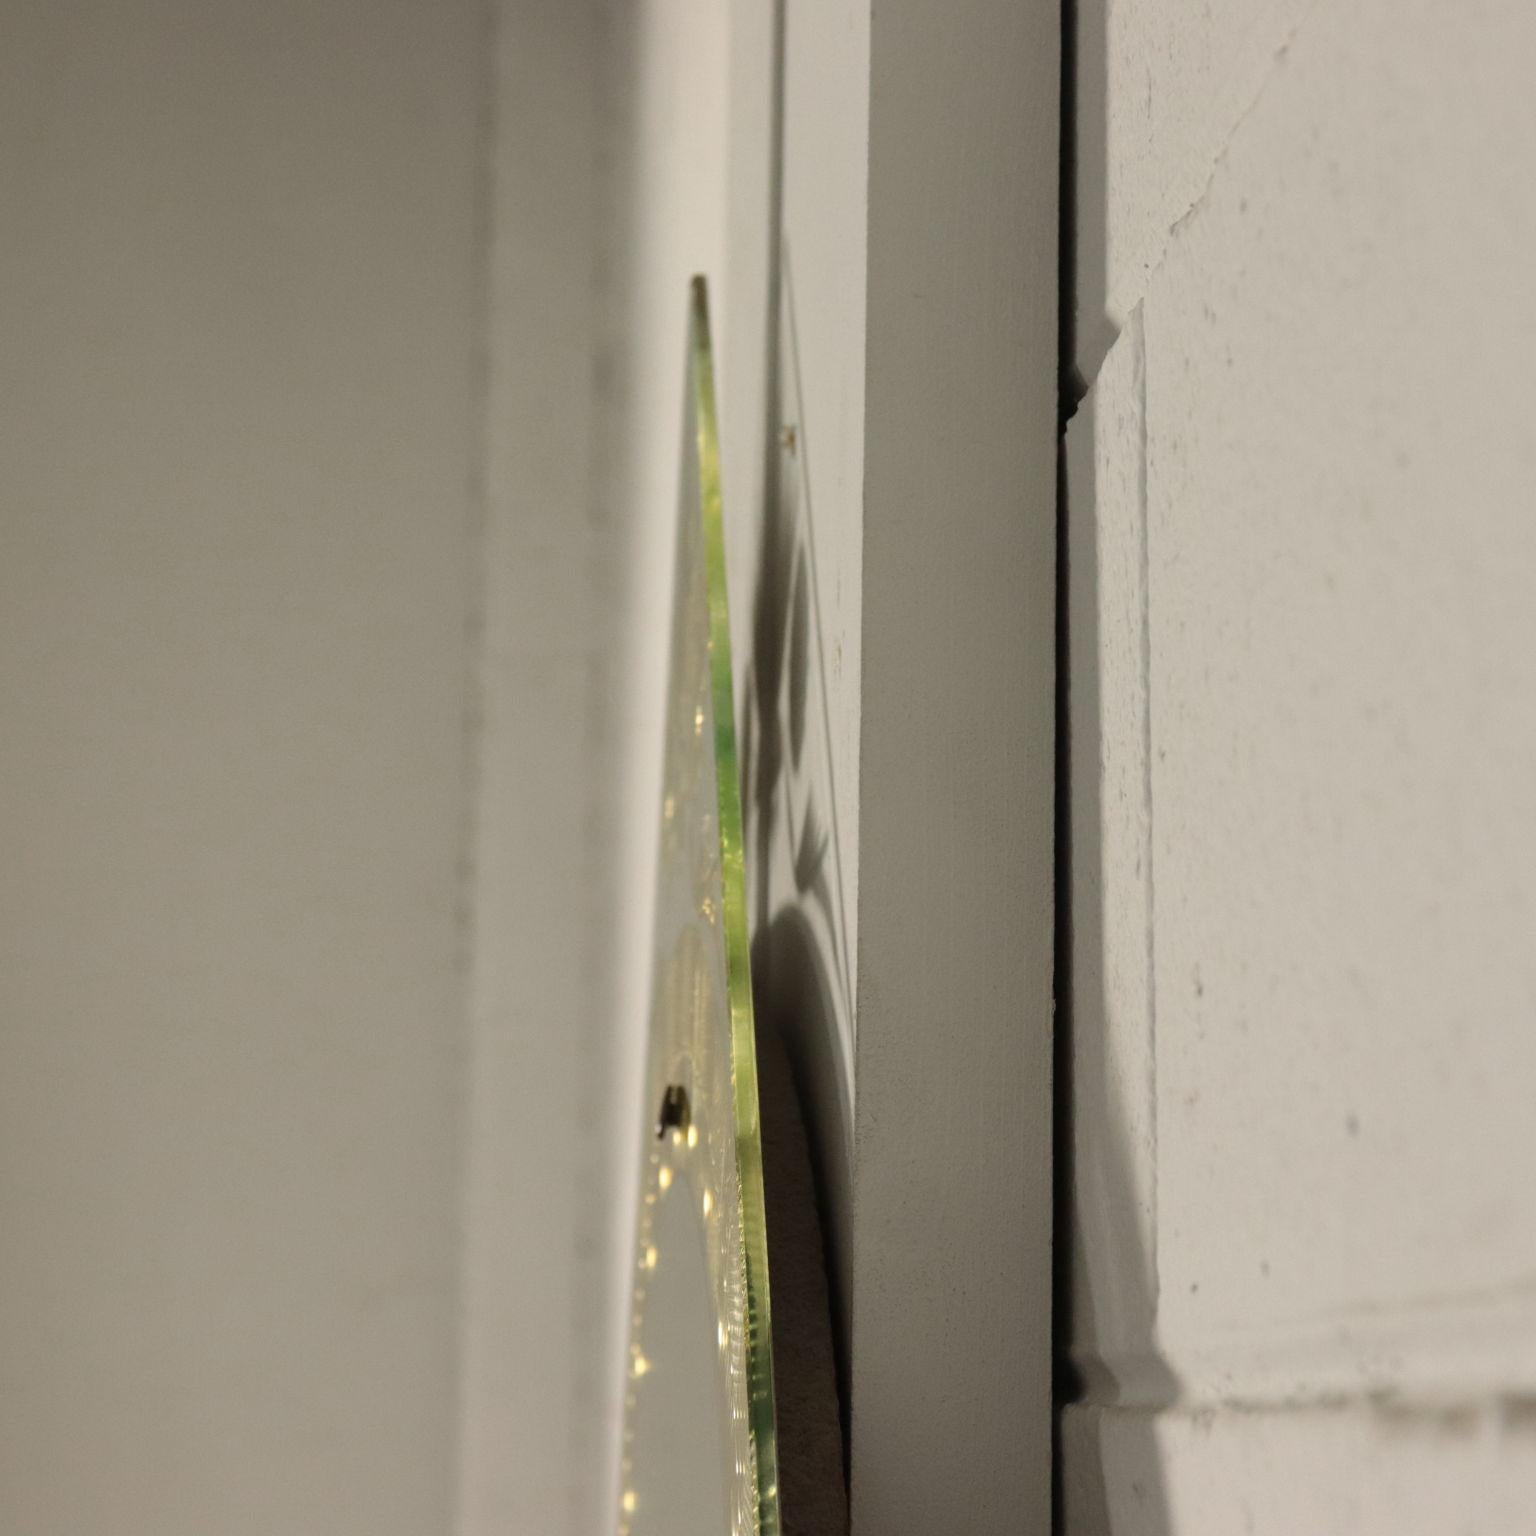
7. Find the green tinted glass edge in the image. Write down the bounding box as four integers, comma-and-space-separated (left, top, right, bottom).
690, 275, 781, 1536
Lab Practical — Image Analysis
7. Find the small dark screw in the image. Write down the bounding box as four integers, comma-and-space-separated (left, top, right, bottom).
656, 1084, 691, 1140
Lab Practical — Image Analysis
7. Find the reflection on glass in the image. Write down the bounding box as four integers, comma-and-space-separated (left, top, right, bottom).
619, 279, 780, 1536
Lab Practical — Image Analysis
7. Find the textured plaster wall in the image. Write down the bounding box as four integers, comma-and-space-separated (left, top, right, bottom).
1066, 0, 1536, 1527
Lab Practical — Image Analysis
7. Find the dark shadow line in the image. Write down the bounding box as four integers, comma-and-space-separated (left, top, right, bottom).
1053, 0, 1083, 1519
1054, 0, 1173, 1526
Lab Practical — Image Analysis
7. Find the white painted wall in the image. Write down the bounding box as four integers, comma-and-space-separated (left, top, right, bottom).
852, 8, 1058, 1533
728, 0, 871, 1358
776, 0, 870, 985
721, 1, 1063, 1528
458, 7, 617, 1535
0, 7, 745, 1533
0, 3, 481, 1531
465, 4, 733, 1533
724, 8, 1061, 1533
1066, 0, 1536, 1527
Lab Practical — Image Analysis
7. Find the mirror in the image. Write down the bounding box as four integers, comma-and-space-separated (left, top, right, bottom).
618, 279, 781, 1536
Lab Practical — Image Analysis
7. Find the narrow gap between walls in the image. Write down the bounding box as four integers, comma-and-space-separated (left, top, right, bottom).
1052, 0, 1088, 1522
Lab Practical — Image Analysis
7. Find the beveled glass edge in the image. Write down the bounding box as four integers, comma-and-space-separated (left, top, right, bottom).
690, 274, 781, 1536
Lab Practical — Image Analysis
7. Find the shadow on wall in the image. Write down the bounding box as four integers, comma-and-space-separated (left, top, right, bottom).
739, 225, 856, 1512
741, 401, 854, 1394
1058, 0, 1174, 1530
1057, 426, 1176, 1536
743, 394, 857, 1525
754, 915, 851, 1534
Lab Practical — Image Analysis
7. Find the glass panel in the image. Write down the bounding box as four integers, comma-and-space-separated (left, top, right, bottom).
619, 279, 780, 1536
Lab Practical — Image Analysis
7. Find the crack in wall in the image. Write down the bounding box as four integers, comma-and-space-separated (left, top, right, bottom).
1164, 0, 1327, 248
